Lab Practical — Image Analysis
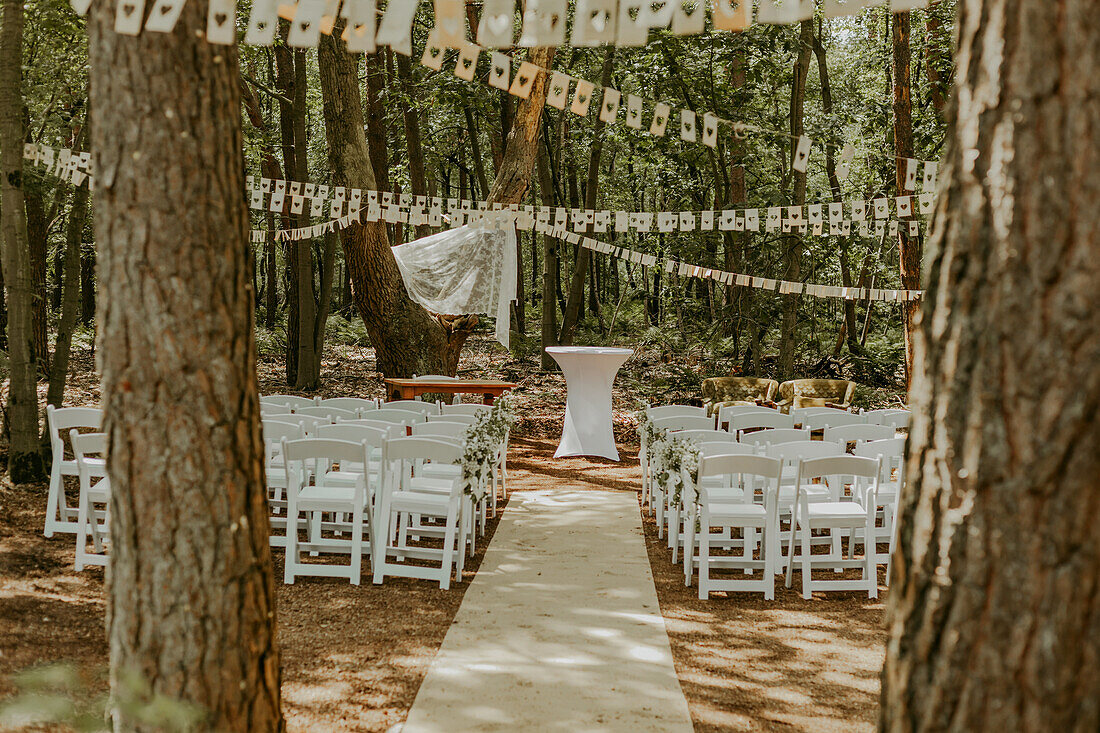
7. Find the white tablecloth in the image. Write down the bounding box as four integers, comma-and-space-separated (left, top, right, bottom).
546, 347, 633, 461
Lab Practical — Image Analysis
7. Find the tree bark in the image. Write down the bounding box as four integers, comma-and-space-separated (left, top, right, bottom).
364, 50, 390, 192
923, 1, 951, 123
396, 54, 431, 239
23, 171, 53, 376
537, 136, 559, 369
0, 0, 45, 481
777, 20, 813, 378
893, 10, 921, 386
317, 26, 452, 378
87, 0, 282, 727
882, 0, 1100, 729
558, 47, 613, 345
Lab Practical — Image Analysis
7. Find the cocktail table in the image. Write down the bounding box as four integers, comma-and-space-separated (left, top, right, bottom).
545, 346, 634, 461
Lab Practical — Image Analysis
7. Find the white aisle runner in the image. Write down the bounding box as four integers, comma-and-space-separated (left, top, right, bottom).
401, 490, 694, 732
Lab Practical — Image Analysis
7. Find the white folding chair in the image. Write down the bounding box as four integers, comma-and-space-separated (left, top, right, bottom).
262, 420, 305, 547
716, 404, 777, 432
441, 403, 491, 416
801, 411, 867, 431
688, 454, 783, 600
71, 431, 109, 570
263, 413, 329, 436
282, 437, 374, 585
738, 427, 812, 450
373, 437, 467, 589
372, 408, 428, 425
318, 397, 379, 413
641, 412, 714, 513
647, 404, 709, 420
863, 409, 911, 431
261, 402, 292, 417
341, 417, 414, 433
854, 436, 907, 578
45, 405, 103, 537
784, 455, 883, 599
413, 374, 462, 404
427, 413, 478, 425
295, 405, 358, 423
729, 411, 794, 439
788, 406, 839, 427
824, 423, 897, 449
260, 394, 316, 411
385, 399, 441, 416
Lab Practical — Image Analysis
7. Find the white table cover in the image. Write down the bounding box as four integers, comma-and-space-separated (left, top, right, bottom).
546, 347, 633, 461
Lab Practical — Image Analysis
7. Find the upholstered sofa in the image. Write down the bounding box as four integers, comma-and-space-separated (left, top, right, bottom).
775, 379, 857, 413
701, 376, 780, 416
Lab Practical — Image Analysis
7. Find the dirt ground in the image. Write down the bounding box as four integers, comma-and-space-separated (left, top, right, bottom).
0, 340, 886, 731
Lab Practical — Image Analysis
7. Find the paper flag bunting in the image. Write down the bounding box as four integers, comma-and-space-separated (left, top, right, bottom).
145, 0, 187, 33
433, 0, 466, 47
757, 0, 813, 24
421, 32, 446, 70
546, 71, 570, 107
509, 61, 539, 98
454, 42, 480, 81
288, 0, 327, 48
680, 109, 697, 142
518, 0, 566, 47
904, 157, 918, 191
792, 134, 812, 172
571, 79, 595, 116
376, 0, 418, 54
342, 0, 377, 52
626, 95, 643, 129
114, 0, 147, 35
823, 0, 876, 17
615, 0, 650, 45
702, 112, 718, 148
572, 0, 617, 46
711, 0, 750, 31
599, 88, 621, 122
478, 0, 515, 46
672, 0, 706, 35
650, 102, 670, 136
923, 161, 938, 190
489, 52, 512, 90
640, 0, 676, 28
838, 143, 855, 180
70, 0, 93, 15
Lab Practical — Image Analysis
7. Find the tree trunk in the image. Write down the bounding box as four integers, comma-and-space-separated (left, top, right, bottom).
537, 137, 559, 369
80, 240, 94, 324
0, 0, 45, 481
317, 26, 451, 378
396, 54, 431, 239
87, 0, 282, 727
463, 105, 490, 200
364, 50, 390, 192
893, 9, 921, 386
23, 172, 53, 376
924, 2, 951, 123
559, 47, 613, 345
43, 149, 88, 414
273, 38, 301, 385
777, 20, 813, 379
882, 0, 1100, 729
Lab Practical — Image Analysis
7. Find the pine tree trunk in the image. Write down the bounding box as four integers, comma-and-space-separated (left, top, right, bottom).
396, 54, 431, 240
777, 20, 813, 378
882, 0, 1100, 728
87, 0, 282, 728
892, 9, 921, 386
559, 47, 612, 344
0, 0, 45, 482
363, 50, 390, 193
317, 27, 451, 378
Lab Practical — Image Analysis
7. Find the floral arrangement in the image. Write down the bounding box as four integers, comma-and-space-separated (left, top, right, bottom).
637, 409, 700, 506
461, 397, 515, 501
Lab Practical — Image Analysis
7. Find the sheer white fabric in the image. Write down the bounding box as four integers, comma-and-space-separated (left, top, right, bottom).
391, 226, 517, 348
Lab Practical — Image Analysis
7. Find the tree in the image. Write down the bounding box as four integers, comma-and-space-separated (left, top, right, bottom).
882, 0, 1100, 728
86, 0, 282, 727
0, 0, 46, 482
892, 9, 921, 385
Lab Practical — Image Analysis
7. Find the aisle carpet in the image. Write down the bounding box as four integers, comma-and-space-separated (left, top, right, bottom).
401, 489, 693, 732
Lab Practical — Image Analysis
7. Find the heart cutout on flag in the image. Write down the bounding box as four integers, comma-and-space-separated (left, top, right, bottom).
122, 3, 136, 15
215, 12, 228, 24
300, 19, 311, 30
159, 3, 172, 14
519, 74, 529, 85
488, 14, 510, 34
495, 66, 505, 77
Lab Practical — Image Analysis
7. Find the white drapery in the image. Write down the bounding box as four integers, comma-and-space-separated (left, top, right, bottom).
391, 225, 517, 348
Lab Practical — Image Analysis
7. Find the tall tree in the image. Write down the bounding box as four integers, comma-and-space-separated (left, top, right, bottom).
882, 0, 1100, 728
0, 0, 46, 482
558, 47, 612, 344
87, 0, 282, 727
892, 9, 921, 384
777, 19, 814, 378
317, 25, 452, 377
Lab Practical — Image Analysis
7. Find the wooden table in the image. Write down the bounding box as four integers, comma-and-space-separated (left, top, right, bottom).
384, 378, 518, 405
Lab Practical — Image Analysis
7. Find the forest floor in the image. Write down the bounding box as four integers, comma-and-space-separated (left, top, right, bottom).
0, 336, 887, 731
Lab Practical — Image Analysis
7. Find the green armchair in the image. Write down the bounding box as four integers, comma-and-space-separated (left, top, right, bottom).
775, 379, 857, 413
701, 376, 779, 416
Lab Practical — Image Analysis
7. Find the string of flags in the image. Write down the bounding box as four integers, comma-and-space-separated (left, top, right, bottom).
253, 209, 921, 302
416, 34, 938, 169
72, 0, 929, 56
21, 143, 934, 242
245, 174, 933, 240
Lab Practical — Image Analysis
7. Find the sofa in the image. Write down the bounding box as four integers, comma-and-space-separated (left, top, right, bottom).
775, 379, 857, 413
701, 376, 780, 416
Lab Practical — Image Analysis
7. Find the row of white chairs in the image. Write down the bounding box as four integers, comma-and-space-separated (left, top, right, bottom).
641, 403, 907, 599
261, 399, 507, 588
44, 395, 505, 589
